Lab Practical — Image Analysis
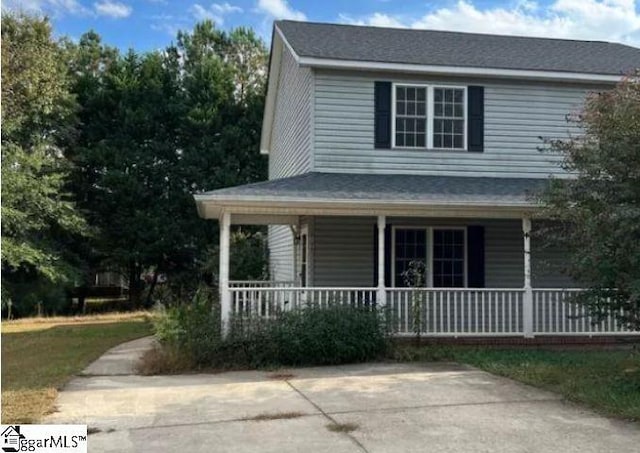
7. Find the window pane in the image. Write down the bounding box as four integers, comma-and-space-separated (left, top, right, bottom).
394, 228, 427, 288
406, 134, 415, 147
432, 88, 465, 150
433, 229, 465, 288
444, 104, 453, 117
394, 85, 427, 148
445, 90, 453, 102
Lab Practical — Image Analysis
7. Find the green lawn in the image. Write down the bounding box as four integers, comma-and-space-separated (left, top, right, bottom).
1, 313, 152, 423
393, 345, 640, 421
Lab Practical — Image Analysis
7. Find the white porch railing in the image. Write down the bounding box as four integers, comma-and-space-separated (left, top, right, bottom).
532, 289, 632, 335
229, 280, 295, 288
226, 285, 639, 337
230, 287, 377, 319
387, 288, 524, 336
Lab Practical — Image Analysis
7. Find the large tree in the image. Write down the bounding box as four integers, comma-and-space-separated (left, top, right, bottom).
67, 21, 267, 306
540, 72, 640, 330
1, 13, 88, 314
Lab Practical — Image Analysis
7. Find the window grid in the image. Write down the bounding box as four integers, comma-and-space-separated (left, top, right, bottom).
432, 229, 465, 288
392, 84, 466, 150
394, 228, 427, 287
394, 86, 427, 148
433, 88, 465, 149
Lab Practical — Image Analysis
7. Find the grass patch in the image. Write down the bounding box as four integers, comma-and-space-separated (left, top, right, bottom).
326, 422, 359, 433
243, 412, 306, 422
392, 344, 640, 421
2, 312, 152, 423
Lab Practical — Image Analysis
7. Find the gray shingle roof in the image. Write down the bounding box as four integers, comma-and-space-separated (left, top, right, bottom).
199, 172, 547, 206
276, 21, 640, 76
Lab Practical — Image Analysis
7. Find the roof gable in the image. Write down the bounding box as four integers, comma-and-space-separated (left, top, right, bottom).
276, 21, 640, 77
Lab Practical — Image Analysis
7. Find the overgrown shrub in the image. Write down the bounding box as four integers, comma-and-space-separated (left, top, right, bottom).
152, 285, 221, 365
149, 296, 390, 372
268, 305, 388, 366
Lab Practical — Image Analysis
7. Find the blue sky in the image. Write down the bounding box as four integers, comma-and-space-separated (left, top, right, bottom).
4, 0, 640, 50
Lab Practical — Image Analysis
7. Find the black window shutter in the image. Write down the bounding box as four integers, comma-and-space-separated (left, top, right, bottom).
467, 86, 484, 152
372, 223, 392, 287
467, 225, 485, 288
374, 81, 392, 149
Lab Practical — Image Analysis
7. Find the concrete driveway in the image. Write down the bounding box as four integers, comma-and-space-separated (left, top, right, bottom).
47, 339, 640, 453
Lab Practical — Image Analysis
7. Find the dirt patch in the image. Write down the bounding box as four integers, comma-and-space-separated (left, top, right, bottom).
326, 422, 359, 433
266, 372, 296, 380
242, 411, 306, 422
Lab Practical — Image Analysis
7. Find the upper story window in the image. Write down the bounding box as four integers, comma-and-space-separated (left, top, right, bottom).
394, 86, 427, 148
392, 84, 466, 150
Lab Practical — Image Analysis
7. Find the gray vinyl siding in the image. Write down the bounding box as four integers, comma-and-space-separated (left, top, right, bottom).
268, 46, 313, 179
311, 216, 574, 288
268, 225, 294, 282
313, 70, 602, 178
267, 45, 313, 280
313, 216, 374, 287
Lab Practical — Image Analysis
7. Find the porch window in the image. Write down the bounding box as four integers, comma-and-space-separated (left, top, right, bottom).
392, 226, 467, 288
392, 84, 467, 150
393, 228, 427, 287
432, 229, 465, 287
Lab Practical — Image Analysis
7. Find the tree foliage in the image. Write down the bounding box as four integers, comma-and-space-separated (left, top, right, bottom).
66, 20, 267, 306
1, 13, 89, 312
2, 15, 268, 315
539, 73, 640, 330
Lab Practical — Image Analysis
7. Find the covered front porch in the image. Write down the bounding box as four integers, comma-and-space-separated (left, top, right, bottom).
195, 172, 638, 338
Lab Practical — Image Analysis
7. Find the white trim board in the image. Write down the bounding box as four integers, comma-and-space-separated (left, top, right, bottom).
296, 56, 624, 84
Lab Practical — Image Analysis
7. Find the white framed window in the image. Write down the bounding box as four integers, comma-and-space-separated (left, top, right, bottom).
392, 84, 467, 150
391, 226, 467, 288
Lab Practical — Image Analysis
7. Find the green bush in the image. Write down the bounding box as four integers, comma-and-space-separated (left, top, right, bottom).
151, 295, 389, 370
268, 305, 388, 366
152, 285, 221, 365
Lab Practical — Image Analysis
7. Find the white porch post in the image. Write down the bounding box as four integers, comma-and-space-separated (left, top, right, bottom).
522, 217, 534, 338
377, 215, 387, 308
220, 211, 231, 337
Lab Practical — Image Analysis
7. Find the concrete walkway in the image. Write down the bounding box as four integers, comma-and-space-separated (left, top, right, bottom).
47, 341, 640, 452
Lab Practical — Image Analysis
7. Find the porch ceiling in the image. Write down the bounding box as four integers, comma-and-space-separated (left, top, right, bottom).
194, 172, 549, 221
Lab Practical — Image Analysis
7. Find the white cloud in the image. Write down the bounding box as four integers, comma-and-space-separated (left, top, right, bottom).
190, 2, 243, 24
2, 0, 89, 17
338, 0, 640, 46
94, 0, 132, 18
256, 0, 306, 21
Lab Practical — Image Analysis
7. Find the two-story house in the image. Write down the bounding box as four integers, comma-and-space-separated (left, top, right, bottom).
195, 21, 640, 339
